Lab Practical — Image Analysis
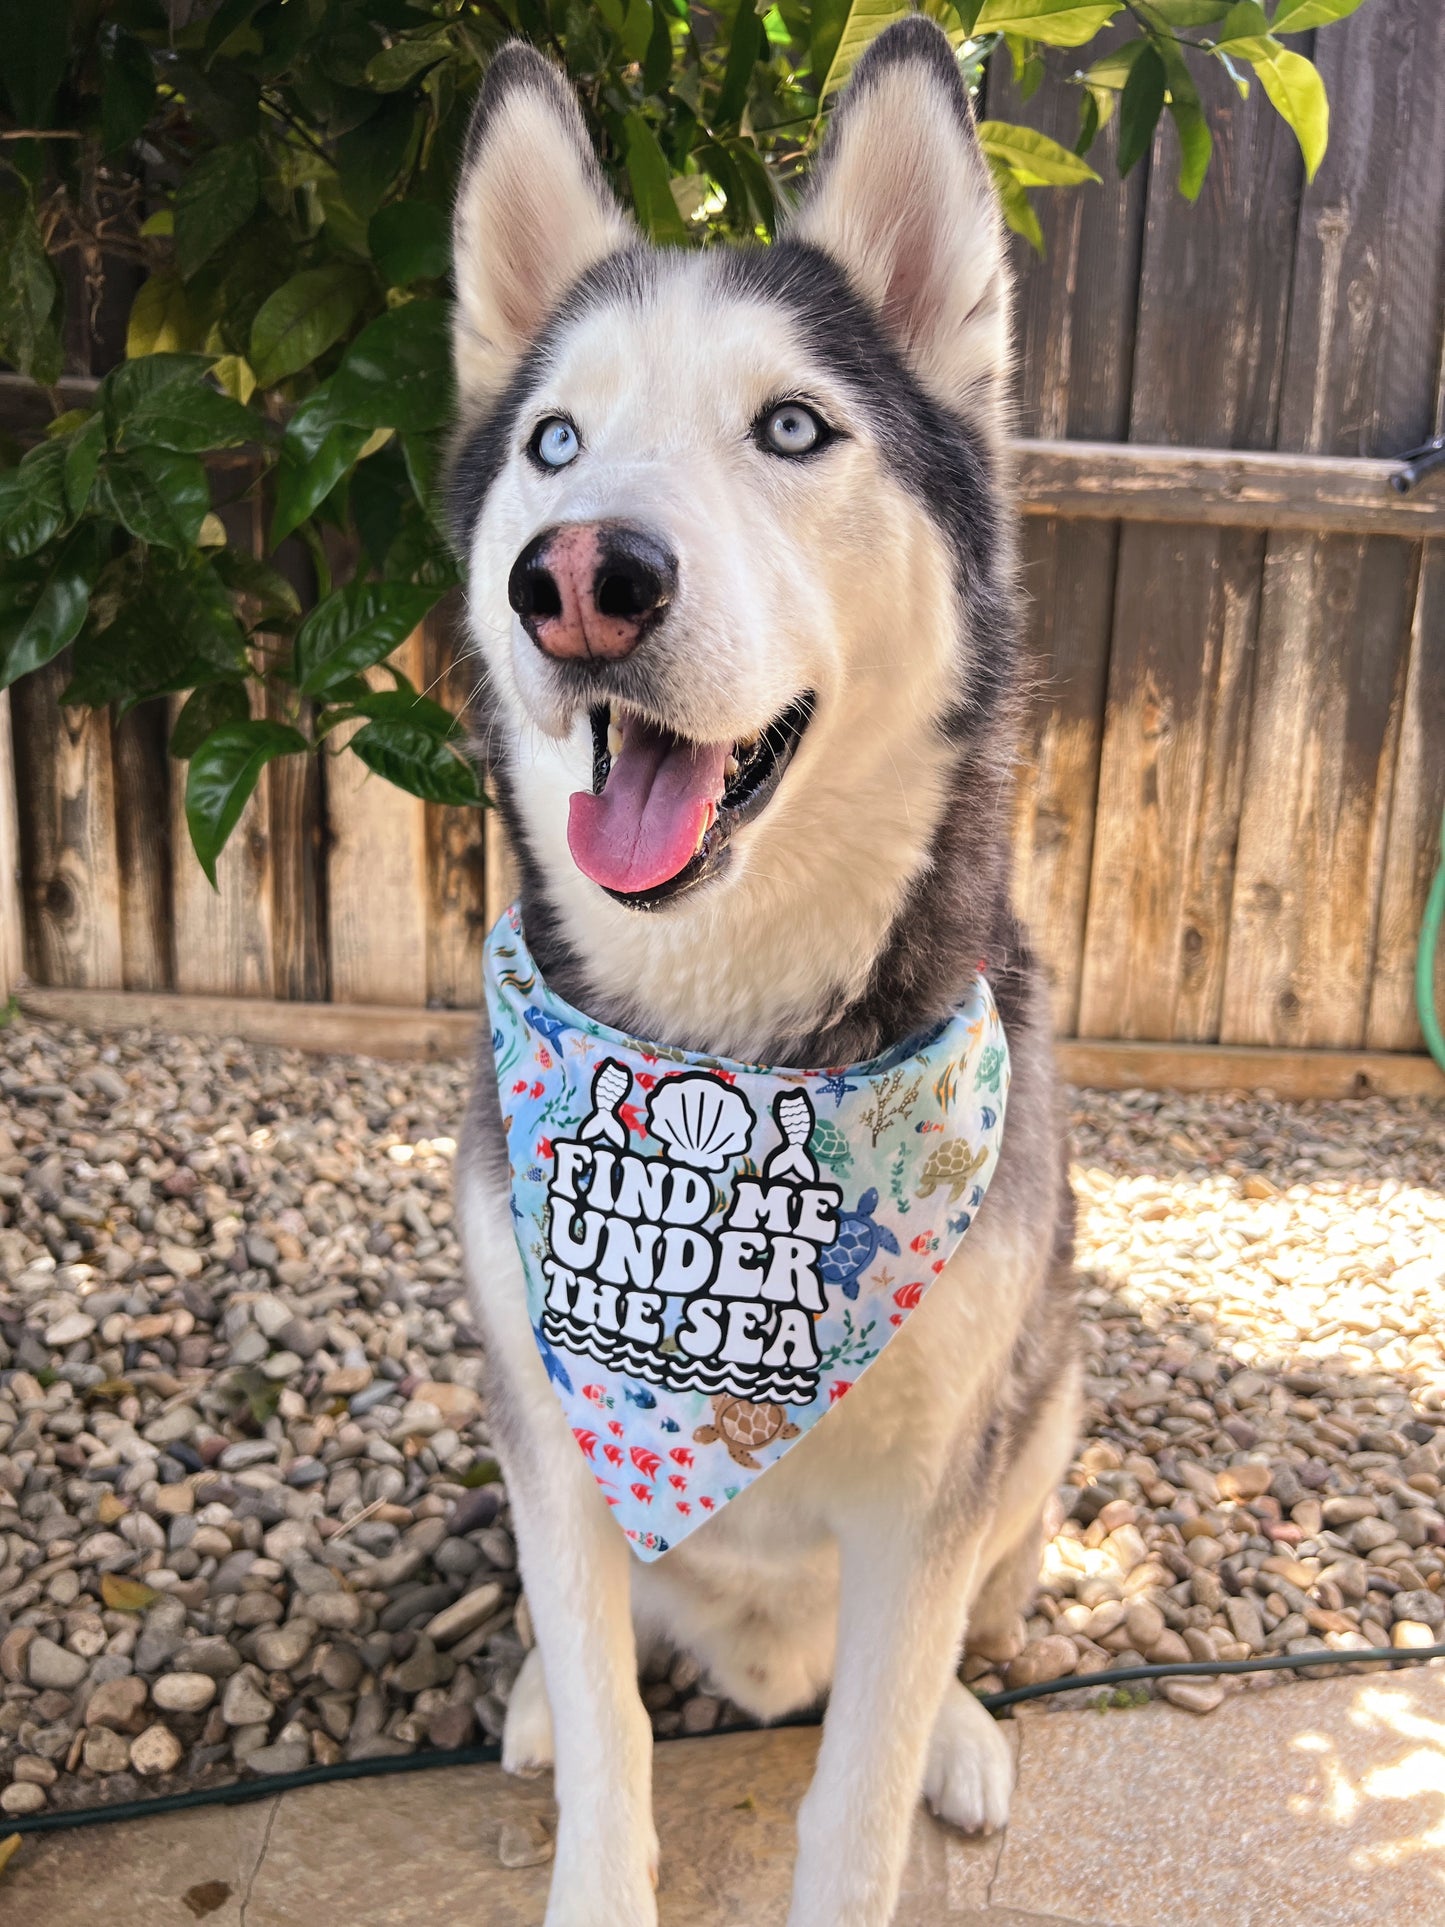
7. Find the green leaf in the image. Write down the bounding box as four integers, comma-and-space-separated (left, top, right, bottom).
336, 94, 417, 219
1147, 0, 1231, 19
96, 448, 210, 551
170, 680, 252, 759
175, 143, 261, 281
978, 121, 1100, 186
0, 185, 63, 386
63, 415, 106, 518
293, 579, 444, 696
101, 29, 157, 155
1117, 41, 1166, 175
249, 265, 370, 390
1158, 37, 1213, 200
186, 721, 309, 886
972, 0, 1121, 48
986, 156, 1044, 253
0, 527, 102, 692
369, 201, 451, 288
211, 551, 302, 627
816, 0, 910, 100
3, 1, 68, 126
349, 718, 483, 806
326, 299, 453, 434
623, 113, 689, 244
65, 555, 248, 710
1213, 0, 1271, 38
0, 444, 67, 559
642, 0, 674, 92
318, 684, 460, 742
107, 354, 258, 454
1270, 0, 1364, 26
270, 424, 368, 547
364, 30, 449, 91
1235, 41, 1329, 177
125, 273, 200, 357
1085, 38, 1149, 89
715, 0, 764, 126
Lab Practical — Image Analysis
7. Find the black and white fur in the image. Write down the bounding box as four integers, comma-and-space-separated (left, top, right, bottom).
448, 23, 1079, 1924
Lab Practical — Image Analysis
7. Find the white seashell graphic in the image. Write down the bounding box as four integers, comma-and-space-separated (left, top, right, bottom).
645, 1075, 755, 1172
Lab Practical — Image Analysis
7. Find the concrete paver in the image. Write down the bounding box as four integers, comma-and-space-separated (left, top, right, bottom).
10, 1668, 1445, 1926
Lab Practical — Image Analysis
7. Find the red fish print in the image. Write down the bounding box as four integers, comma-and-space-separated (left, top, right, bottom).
829, 1381, 852, 1403
603, 1444, 624, 1467
668, 1474, 687, 1492
538, 1046, 553, 1069
530, 1079, 545, 1099
608, 1419, 624, 1437
573, 1429, 597, 1461
889, 1312, 903, 1327
893, 1282, 924, 1310
582, 1385, 605, 1406
512, 1079, 528, 1094
630, 1446, 661, 1480
676, 1501, 691, 1515
536, 1136, 553, 1161
630, 1483, 653, 1505
619, 1101, 646, 1137
698, 1495, 715, 1511
669, 1447, 695, 1468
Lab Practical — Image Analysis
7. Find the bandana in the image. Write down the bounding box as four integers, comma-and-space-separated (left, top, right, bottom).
484, 906, 1009, 1559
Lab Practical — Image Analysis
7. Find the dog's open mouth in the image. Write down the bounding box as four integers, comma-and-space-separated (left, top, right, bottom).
567, 694, 815, 907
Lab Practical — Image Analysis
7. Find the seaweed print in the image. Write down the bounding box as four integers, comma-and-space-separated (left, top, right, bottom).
975, 1045, 1005, 1094
887, 1139, 912, 1215
858, 1069, 923, 1147
819, 1309, 879, 1372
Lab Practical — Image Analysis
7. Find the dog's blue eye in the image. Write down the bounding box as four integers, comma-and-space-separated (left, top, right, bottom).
533, 418, 580, 469
762, 404, 824, 457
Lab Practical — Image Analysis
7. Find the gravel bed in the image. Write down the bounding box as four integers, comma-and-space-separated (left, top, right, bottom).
1, 1014, 1442, 1820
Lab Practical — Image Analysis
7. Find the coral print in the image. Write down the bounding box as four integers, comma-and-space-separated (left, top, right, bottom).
484, 909, 1007, 1560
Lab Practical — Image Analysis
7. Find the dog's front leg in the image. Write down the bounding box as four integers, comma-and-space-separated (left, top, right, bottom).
507, 1442, 659, 1926
457, 1169, 657, 1924
787, 1506, 996, 1927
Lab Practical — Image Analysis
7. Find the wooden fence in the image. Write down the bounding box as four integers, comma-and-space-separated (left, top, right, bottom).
2, 0, 1443, 1091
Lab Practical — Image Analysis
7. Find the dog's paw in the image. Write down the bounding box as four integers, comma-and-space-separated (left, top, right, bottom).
502, 1645, 555, 1777
922, 1678, 1014, 1835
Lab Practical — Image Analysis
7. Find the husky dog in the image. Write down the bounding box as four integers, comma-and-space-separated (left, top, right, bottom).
448, 20, 1079, 1925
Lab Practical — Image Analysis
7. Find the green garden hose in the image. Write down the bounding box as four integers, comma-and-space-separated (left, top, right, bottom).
1419, 804, 1445, 1073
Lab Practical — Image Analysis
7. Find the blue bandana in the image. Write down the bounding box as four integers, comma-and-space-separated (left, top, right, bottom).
483, 907, 1009, 1559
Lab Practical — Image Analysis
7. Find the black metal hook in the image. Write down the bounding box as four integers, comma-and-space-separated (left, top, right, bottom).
1390, 433, 1445, 495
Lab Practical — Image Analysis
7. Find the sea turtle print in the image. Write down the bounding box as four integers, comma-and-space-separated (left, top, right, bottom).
809, 1116, 853, 1176
818, 1187, 902, 1299
916, 1140, 990, 1204
693, 1395, 801, 1470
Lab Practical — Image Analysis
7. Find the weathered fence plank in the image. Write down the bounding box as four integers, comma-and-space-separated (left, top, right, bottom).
1079, 70, 1308, 1042
326, 631, 430, 1006
995, 58, 1145, 1033
9, 660, 125, 990
425, 602, 489, 1007
1222, 0, 1445, 1050
0, 692, 22, 1004
109, 705, 172, 992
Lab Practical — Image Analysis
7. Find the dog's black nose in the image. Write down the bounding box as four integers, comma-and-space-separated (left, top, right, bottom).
508, 523, 677, 661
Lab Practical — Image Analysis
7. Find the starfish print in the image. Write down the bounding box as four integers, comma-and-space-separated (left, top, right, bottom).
818, 1071, 859, 1106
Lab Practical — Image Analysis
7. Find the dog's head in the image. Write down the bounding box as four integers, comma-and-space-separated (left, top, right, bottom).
450, 21, 1013, 989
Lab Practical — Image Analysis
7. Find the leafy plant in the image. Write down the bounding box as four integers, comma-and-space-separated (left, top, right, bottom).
0, 0, 1371, 877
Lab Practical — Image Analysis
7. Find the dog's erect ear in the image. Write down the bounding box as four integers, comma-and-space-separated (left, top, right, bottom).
452, 44, 634, 411
792, 19, 1009, 415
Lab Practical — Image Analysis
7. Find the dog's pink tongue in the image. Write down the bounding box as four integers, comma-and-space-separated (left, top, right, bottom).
569, 719, 729, 894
